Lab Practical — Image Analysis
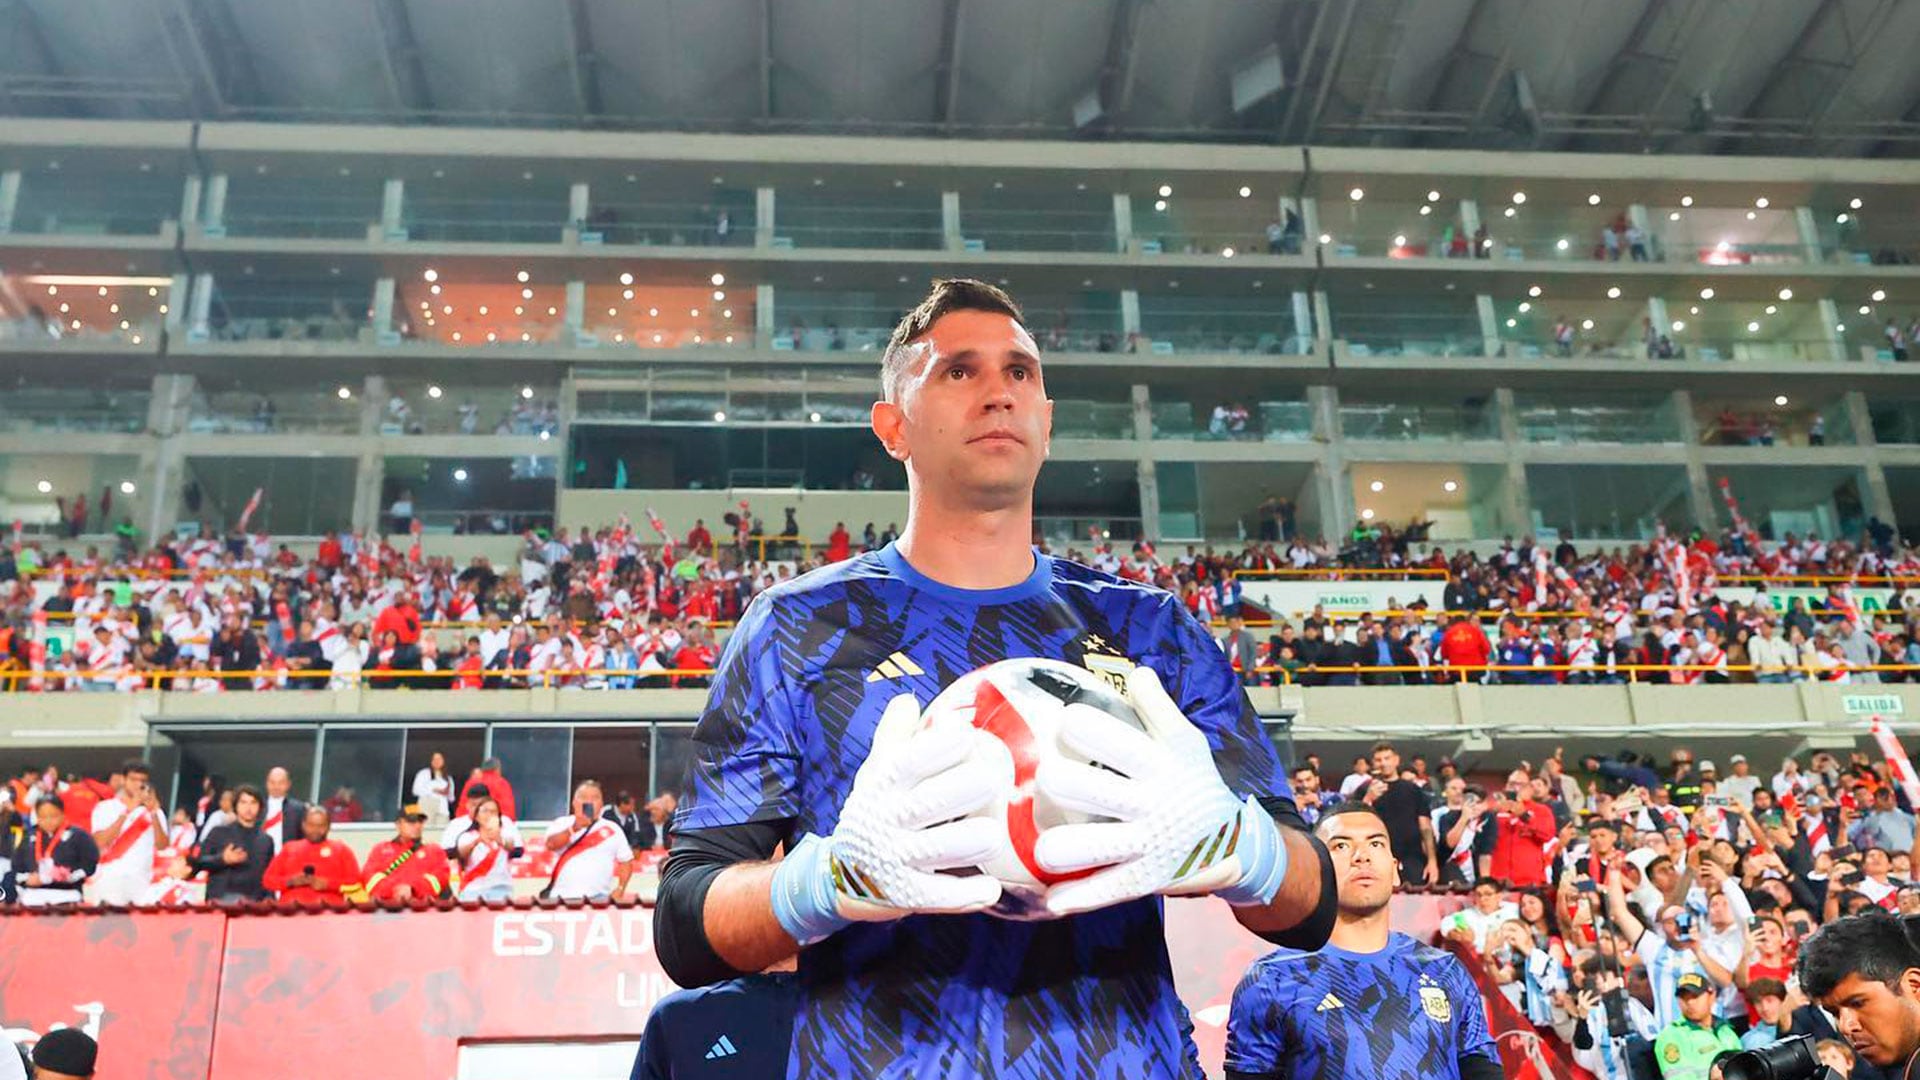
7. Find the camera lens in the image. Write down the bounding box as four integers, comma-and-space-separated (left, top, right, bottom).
1722, 1034, 1818, 1080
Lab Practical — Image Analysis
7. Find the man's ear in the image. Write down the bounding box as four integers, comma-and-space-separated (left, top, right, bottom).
871, 399, 908, 462
1902, 967, 1920, 1001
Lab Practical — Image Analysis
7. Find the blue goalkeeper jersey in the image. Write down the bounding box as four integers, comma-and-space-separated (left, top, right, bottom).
675, 543, 1289, 1079
1226, 933, 1498, 1080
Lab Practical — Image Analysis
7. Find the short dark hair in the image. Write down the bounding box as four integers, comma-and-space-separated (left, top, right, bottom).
1798, 911, 1920, 999
233, 783, 263, 810
879, 278, 1026, 403
36, 793, 66, 815
1747, 977, 1788, 1001
1472, 878, 1503, 893
122, 760, 150, 779
1371, 741, 1397, 755
1314, 802, 1385, 835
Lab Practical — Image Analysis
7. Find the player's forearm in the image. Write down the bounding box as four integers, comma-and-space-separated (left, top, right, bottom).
702, 861, 800, 974
1231, 828, 1327, 939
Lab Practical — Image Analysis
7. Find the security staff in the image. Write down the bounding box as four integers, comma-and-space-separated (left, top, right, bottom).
361, 803, 451, 901
1651, 973, 1739, 1079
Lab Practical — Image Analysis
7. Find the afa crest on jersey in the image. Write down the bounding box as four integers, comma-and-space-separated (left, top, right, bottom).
1419, 981, 1451, 1023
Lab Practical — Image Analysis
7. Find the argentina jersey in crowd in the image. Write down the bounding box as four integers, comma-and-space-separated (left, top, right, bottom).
1225, 933, 1497, 1080
675, 542, 1290, 1079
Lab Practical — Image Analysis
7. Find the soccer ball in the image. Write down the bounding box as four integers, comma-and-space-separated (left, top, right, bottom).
921, 656, 1146, 919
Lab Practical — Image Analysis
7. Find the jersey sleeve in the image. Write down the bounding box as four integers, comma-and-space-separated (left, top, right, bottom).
1224, 961, 1291, 1075
1161, 597, 1289, 803
672, 593, 805, 832
1444, 955, 1499, 1065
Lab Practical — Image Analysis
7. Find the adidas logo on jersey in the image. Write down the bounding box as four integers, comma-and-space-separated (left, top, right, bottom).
705, 1034, 739, 1060
1315, 993, 1344, 1012
865, 651, 925, 682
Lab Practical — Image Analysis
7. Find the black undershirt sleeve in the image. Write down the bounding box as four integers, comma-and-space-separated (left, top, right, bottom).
653, 819, 790, 988
1459, 1052, 1505, 1080
1254, 794, 1337, 951
1224, 1070, 1284, 1080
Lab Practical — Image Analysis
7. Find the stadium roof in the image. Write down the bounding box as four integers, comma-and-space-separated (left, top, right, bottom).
6, 0, 1920, 157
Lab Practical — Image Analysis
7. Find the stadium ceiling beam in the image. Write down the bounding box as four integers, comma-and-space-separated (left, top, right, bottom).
1292, 0, 1360, 143
155, 0, 225, 117
1276, 0, 1335, 140
1565, 0, 1675, 130
1799, 0, 1905, 136
759, 0, 773, 118
0, 0, 73, 115
1095, 0, 1147, 124
1719, 0, 1889, 151
561, 0, 604, 121
1418, 0, 1499, 117
370, 0, 433, 116
932, 0, 963, 126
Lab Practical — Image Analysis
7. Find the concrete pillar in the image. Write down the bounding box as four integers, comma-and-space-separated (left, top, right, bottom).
755, 283, 775, 347
178, 174, 203, 230
1130, 383, 1154, 442
187, 271, 214, 339
143, 374, 195, 541
380, 178, 405, 239
568, 181, 590, 228
552, 372, 575, 462
1795, 206, 1824, 263
203, 173, 228, 232
1504, 460, 1532, 537
1863, 462, 1898, 533
1493, 388, 1520, 443
1476, 294, 1500, 356
565, 280, 586, 333
1137, 458, 1162, 543
372, 278, 396, 336
1290, 290, 1313, 351
165, 274, 189, 332
1120, 289, 1141, 336
755, 186, 775, 249
1308, 384, 1341, 442
1818, 297, 1847, 362
941, 191, 962, 251
1845, 390, 1878, 448
1459, 199, 1481, 241
1299, 196, 1321, 247
1672, 389, 1718, 531
361, 375, 387, 436
1311, 291, 1333, 349
1307, 384, 1352, 541
1112, 192, 1133, 254
0, 169, 21, 235
350, 450, 384, 534
1648, 297, 1671, 337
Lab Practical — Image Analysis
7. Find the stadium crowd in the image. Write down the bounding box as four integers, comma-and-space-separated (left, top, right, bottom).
2, 513, 1920, 691
1300, 740, 1920, 1078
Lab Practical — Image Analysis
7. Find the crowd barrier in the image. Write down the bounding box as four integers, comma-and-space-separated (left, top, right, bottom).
0, 892, 1473, 1080
7, 660, 1918, 690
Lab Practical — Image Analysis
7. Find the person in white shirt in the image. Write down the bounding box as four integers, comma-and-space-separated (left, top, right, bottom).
261, 766, 304, 855
1719, 755, 1763, 808
411, 752, 455, 827
440, 781, 523, 853
455, 797, 517, 901
1772, 757, 1813, 800
89, 761, 165, 906
1442, 879, 1520, 953
541, 780, 633, 901
477, 613, 511, 667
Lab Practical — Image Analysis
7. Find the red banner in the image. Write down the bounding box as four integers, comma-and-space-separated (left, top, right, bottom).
0, 893, 1498, 1079
0, 909, 225, 1079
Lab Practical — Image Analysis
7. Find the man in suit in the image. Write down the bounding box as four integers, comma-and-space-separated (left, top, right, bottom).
605, 791, 650, 850
261, 766, 307, 856
1220, 613, 1260, 687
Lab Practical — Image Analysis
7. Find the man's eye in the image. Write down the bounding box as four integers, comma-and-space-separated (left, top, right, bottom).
1010, 367, 1029, 380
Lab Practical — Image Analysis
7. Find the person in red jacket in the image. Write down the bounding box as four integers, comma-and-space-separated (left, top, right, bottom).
265, 806, 364, 905
458, 760, 516, 821
316, 531, 343, 570
1438, 615, 1493, 680
361, 804, 451, 901
825, 522, 851, 563
372, 591, 422, 646
1486, 768, 1555, 887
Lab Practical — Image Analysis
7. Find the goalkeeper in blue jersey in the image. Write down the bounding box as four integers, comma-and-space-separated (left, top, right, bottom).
653, 278, 1334, 1078
1227, 803, 1500, 1080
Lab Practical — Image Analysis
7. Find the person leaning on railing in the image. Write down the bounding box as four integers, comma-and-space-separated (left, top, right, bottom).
1748, 621, 1798, 683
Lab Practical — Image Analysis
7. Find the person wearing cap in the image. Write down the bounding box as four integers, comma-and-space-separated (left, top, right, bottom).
1720, 755, 1762, 808
1668, 752, 1704, 815
1652, 972, 1739, 1078
361, 803, 451, 902
27, 1027, 95, 1079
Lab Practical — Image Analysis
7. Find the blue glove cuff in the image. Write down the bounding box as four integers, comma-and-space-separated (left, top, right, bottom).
1217, 796, 1288, 907
770, 833, 850, 946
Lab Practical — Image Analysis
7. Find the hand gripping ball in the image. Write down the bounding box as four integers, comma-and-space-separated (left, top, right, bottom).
921, 656, 1146, 919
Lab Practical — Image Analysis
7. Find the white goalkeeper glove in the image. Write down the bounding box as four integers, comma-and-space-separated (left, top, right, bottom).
1032, 664, 1288, 917
771, 693, 1006, 945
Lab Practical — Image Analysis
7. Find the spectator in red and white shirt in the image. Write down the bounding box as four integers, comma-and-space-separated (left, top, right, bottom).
541, 780, 633, 901
455, 797, 516, 901
89, 760, 165, 906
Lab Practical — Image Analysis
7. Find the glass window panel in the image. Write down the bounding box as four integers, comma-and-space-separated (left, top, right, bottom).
168, 728, 318, 808
401, 727, 487, 822
317, 727, 405, 824
490, 727, 573, 823
572, 727, 654, 815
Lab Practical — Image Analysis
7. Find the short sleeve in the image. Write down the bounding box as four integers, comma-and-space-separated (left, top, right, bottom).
611, 823, 634, 863
672, 593, 804, 832
1224, 963, 1290, 1074
91, 802, 118, 833
1161, 599, 1288, 803
1445, 955, 1499, 1064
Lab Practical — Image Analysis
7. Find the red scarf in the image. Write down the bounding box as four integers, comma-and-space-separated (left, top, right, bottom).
101, 804, 153, 864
